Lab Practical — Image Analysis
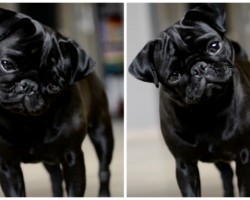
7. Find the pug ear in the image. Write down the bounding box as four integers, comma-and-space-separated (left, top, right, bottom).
183, 3, 226, 33
129, 39, 162, 88
59, 39, 95, 85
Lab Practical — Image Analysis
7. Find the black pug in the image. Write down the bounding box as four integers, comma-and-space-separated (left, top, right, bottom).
129, 3, 250, 197
0, 8, 114, 197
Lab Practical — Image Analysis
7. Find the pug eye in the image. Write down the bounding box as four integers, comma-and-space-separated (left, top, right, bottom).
208, 41, 221, 54
1, 60, 17, 72
46, 84, 61, 94
168, 72, 182, 83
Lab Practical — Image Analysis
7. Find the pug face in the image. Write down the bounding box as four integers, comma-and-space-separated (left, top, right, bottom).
156, 21, 234, 105
0, 9, 95, 116
129, 4, 235, 106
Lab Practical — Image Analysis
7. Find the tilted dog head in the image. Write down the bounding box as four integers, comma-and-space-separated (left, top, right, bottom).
0, 8, 94, 116
129, 4, 236, 106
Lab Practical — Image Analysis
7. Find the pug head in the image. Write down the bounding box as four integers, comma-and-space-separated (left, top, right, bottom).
0, 8, 95, 116
129, 4, 236, 106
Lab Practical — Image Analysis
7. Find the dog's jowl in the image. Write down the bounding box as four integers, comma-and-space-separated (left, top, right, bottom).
0, 8, 114, 197
129, 3, 250, 197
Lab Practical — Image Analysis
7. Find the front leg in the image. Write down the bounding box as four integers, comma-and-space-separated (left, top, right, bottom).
175, 159, 201, 197
236, 148, 250, 197
0, 160, 25, 197
62, 149, 86, 197
215, 161, 234, 197
43, 163, 63, 197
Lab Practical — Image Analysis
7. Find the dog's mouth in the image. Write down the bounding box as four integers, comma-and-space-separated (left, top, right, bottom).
0, 80, 48, 116
185, 64, 233, 105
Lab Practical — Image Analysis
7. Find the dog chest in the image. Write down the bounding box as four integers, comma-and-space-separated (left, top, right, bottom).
0, 116, 85, 163
0, 137, 70, 164
21, 145, 63, 163
198, 141, 238, 162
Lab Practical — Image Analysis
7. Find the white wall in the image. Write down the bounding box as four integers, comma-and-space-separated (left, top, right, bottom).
127, 3, 159, 131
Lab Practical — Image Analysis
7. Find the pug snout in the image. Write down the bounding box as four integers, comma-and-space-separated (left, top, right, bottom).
190, 62, 207, 76
19, 79, 38, 95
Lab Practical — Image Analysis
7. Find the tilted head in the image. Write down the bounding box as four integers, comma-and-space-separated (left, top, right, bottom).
129, 4, 236, 106
0, 8, 94, 115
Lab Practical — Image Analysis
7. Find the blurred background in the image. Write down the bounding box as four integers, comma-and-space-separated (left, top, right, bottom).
0, 3, 123, 197
127, 3, 249, 197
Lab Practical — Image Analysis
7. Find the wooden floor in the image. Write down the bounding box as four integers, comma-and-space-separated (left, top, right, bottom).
127, 127, 239, 197
0, 119, 124, 197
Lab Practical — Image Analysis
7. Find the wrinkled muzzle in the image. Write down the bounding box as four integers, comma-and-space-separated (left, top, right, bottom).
185, 61, 233, 104
0, 79, 47, 116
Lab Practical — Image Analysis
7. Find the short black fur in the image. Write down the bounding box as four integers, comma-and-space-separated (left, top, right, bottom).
0, 8, 114, 197
129, 3, 250, 197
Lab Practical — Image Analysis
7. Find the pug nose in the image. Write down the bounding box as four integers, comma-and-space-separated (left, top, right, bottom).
191, 61, 207, 76
20, 79, 38, 95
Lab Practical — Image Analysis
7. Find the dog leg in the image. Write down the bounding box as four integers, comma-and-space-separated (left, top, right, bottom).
0, 161, 25, 197
62, 149, 86, 197
88, 117, 114, 197
214, 161, 234, 197
236, 150, 250, 197
43, 163, 63, 197
175, 159, 201, 197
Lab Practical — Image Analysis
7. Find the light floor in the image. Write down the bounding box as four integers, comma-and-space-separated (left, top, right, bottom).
0, 119, 124, 197
127, 127, 239, 197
